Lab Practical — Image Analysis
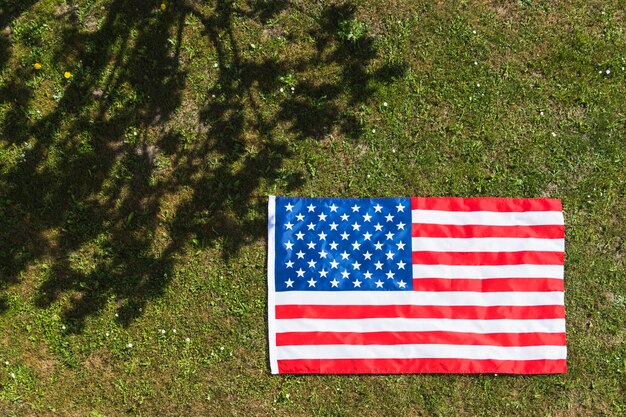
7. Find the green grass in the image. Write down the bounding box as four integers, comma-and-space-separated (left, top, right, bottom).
1, 0, 625, 415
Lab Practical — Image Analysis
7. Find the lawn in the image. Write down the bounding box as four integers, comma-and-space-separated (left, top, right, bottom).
0, 0, 625, 415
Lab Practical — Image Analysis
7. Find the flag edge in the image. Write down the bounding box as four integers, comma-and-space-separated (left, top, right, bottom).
267, 195, 279, 374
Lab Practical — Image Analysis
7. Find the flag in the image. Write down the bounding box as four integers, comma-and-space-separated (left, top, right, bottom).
267, 196, 566, 374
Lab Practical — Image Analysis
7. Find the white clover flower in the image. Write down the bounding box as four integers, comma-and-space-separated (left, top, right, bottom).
61, 325, 66, 330
371, 129, 376, 133
279, 87, 284, 92
220, 346, 224, 351
127, 343, 133, 348
476, 83, 480, 87
551, 132, 557, 137
105, 332, 110, 337
213, 63, 218, 68
185, 337, 191, 343
115, 313, 119, 317
540, 111, 544, 116
4, 361, 9, 366
172, 329, 177, 333
474, 61, 478, 66
161, 329, 166, 334
383, 102, 388, 107
10, 372, 16, 379
472, 30, 477, 34
606, 69, 611, 75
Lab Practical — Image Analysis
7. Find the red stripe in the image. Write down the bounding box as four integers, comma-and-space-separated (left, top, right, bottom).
410, 197, 562, 212
276, 331, 566, 347
278, 358, 567, 374
412, 278, 564, 292
276, 304, 565, 320
411, 223, 565, 238
412, 251, 564, 265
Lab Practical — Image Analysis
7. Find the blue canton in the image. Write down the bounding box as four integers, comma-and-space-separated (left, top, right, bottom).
274, 197, 412, 291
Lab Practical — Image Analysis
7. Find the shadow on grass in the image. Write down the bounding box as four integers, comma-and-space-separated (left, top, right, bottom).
0, 1, 405, 326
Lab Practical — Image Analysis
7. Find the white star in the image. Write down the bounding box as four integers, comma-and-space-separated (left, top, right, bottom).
396, 260, 406, 270
318, 213, 327, 221
396, 241, 405, 250
375, 280, 384, 288
329, 222, 339, 231
374, 223, 383, 232
386, 270, 395, 279
351, 241, 361, 251
353, 279, 362, 288
398, 280, 407, 288
308, 259, 317, 268
340, 231, 350, 240
307, 204, 316, 212
284, 241, 294, 250
295, 213, 305, 221
318, 249, 328, 259
363, 251, 372, 260
363, 231, 372, 241
352, 261, 361, 270
295, 231, 305, 240
296, 251, 305, 259
329, 241, 339, 250
341, 270, 350, 279
319, 269, 328, 278
385, 213, 394, 222
385, 231, 394, 240
307, 222, 316, 230
285, 260, 294, 268
318, 231, 327, 240
330, 278, 340, 287
363, 213, 372, 222
374, 261, 383, 270
285, 278, 294, 287
363, 271, 373, 279
307, 278, 317, 287
340, 213, 349, 221
285, 222, 294, 230
329, 203, 338, 212
307, 241, 316, 249
386, 251, 395, 260
296, 268, 305, 277
374, 204, 383, 213
340, 251, 350, 260
330, 259, 339, 269
351, 204, 360, 212
396, 222, 405, 230
285, 203, 294, 212
396, 203, 405, 212
352, 222, 361, 231
374, 241, 383, 250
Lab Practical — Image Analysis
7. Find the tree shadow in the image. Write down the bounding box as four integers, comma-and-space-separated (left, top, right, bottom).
0, 1, 406, 327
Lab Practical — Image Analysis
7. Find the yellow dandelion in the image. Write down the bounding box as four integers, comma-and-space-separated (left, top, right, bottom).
33, 63, 42, 70
160, 3, 167, 10
64, 71, 72, 79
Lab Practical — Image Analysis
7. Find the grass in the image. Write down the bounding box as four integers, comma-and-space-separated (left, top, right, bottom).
0, 0, 625, 415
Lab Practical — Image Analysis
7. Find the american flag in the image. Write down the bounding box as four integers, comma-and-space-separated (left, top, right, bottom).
267, 196, 566, 374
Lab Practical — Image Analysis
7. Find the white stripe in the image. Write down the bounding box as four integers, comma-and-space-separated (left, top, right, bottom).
412, 209, 564, 226
267, 196, 278, 374
411, 237, 564, 252
275, 291, 564, 306
412, 264, 564, 279
276, 344, 567, 361
275, 317, 565, 334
